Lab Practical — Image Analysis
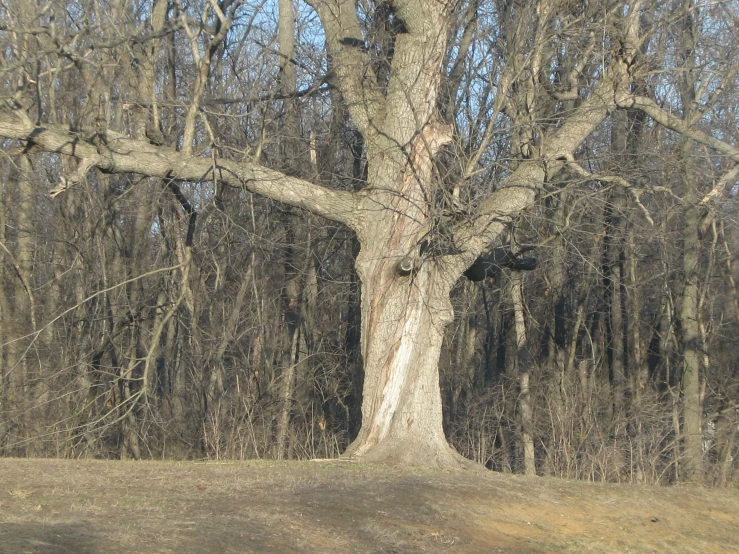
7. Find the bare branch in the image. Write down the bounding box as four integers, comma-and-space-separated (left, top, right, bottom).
699, 164, 739, 206
0, 110, 361, 229
563, 160, 656, 225
619, 95, 739, 162
446, 65, 624, 275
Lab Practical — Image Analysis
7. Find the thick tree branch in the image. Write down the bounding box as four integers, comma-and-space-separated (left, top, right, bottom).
382, 0, 451, 148
0, 110, 360, 229
619, 95, 739, 162
306, 0, 384, 141
444, 66, 623, 278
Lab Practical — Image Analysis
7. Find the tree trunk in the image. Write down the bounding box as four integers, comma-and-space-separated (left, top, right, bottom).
680, 202, 703, 481
676, 0, 705, 484
344, 255, 467, 467
343, 133, 463, 465
510, 274, 536, 476
603, 188, 627, 416
276, 323, 300, 460
332, 2, 466, 466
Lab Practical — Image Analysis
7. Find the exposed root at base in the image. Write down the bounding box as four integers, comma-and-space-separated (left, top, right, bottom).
342, 439, 483, 471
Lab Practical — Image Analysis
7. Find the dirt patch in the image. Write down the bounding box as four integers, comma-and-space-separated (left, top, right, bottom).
0, 459, 737, 553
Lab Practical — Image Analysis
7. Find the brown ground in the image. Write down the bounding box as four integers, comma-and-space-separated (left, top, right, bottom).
0, 459, 736, 553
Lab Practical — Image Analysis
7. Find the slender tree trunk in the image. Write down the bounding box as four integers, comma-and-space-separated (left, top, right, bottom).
603, 189, 627, 416
4, 155, 35, 454
680, 202, 703, 480
448, 283, 478, 429
626, 228, 648, 483
675, 0, 705, 484
276, 323, 300, 459
510, 274, 536, 476
273, 0, 305, 460
714, 405, 737, 487
278, 0, 300, 173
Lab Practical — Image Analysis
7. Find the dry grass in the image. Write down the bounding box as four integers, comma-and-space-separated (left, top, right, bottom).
0, 458, 737, 553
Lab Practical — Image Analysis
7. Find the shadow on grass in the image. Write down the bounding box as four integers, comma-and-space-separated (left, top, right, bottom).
0, 522, 101, 554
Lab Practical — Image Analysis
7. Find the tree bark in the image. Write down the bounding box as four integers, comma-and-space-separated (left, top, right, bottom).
345, 257, 466, 466
679, 201, 704, 481
510, 273, 536, 476
675, 2, 704, 482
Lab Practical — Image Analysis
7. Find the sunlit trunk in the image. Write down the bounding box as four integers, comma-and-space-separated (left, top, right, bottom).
510, 274, 536, 476
345, 255, 464, 466
342, 105, 470, 466
680, 202, 703, 480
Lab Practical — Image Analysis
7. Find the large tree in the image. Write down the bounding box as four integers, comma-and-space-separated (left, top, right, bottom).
1, 0, 737, 468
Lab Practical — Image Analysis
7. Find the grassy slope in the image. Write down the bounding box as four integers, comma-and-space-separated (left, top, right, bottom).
0, 459, 737, 553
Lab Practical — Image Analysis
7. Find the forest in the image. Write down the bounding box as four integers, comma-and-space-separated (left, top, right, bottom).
0, 0, 737, 485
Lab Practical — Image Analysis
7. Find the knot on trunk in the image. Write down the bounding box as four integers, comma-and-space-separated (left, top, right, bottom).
395, 239, 433, 277
396, 255, 416, 276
